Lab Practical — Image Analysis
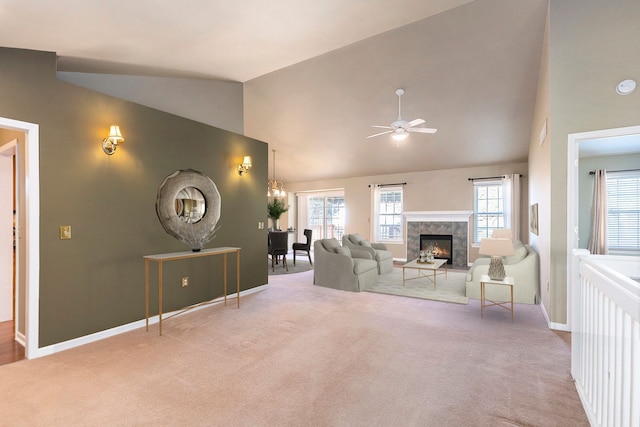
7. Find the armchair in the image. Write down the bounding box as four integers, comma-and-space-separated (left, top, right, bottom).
342, 234, 393, 274
465, 240, 540, 304
313, 238, 378, 292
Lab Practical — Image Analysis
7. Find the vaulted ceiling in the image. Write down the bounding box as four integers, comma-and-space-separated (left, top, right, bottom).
0, 0, 548, 183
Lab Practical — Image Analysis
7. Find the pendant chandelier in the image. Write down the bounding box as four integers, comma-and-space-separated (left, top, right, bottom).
267, 149, 286, 197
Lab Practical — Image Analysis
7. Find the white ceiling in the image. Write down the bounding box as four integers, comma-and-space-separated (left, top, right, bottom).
579, 134, 640, 158
0, 0, 553, 183
0, 0, 475, 82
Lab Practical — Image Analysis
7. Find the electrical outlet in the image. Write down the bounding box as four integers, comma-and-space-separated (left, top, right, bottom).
182, 277, 189, 287
546, 281, 550, 292
258, 221, 264, 229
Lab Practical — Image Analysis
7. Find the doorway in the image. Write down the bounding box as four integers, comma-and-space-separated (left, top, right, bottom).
566, 124, 640, 330
297, 191, 345, 245
0, 140, 23, 365
0, 117, 40, 360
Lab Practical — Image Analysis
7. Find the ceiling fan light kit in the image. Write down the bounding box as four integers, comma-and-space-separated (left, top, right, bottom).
367, 88, 437, 142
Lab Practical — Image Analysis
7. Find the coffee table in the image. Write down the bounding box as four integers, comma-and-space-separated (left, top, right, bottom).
402, 258, 447, 289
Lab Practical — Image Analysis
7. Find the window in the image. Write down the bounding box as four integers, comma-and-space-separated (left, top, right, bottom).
607, 170, 640, 253
298, 191, 345, 243
474, 181, 504, 243
374, 187, 403, 243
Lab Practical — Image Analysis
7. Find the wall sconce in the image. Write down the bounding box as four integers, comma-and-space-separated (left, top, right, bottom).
237, 156, 252, 175
102, 125, 124, 155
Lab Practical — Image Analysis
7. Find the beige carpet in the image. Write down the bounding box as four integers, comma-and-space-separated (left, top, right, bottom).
366, 268, 469, 304
0, 270, 588, 426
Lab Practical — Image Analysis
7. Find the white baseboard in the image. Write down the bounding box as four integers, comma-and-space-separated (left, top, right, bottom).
32, 284, 269, 359
15, 331, 26, 347
540, 301, 570, 331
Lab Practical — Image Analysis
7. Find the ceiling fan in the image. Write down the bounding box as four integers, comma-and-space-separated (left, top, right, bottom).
366, 89, 437, 141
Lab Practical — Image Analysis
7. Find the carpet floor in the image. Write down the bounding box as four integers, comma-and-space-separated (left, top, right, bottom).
0, 270, 588, 426
366, 268, 469, 304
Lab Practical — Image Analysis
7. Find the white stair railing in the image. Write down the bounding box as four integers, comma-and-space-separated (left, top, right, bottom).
572, 250, 640, 427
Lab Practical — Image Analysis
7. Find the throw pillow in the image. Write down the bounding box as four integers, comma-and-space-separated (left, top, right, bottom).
504, 243, 527, 264
322, 239, 340, 252
360, 240, 372, 248
335, 247, 351, 257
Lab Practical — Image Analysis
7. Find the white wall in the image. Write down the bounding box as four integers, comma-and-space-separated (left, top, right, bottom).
286, 161, 528, 260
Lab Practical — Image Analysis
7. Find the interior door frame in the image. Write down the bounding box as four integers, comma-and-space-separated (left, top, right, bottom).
566, 123, 640, 333
0, 117, 40, 359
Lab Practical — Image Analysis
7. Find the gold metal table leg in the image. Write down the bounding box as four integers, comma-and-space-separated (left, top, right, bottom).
223, 253, 228, 306
145, 259, 149, 331
158, 261, 163, 336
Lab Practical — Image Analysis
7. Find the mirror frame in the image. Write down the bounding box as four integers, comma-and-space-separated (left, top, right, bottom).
156, 169, 221, 251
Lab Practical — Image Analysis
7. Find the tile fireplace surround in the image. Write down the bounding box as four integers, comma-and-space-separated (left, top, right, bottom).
404, 211, 472, 270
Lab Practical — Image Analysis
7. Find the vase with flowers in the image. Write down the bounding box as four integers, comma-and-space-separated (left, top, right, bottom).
267, 198, 289, 231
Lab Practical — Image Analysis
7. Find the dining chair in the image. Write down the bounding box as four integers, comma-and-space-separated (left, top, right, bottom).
292, 229, 313, 266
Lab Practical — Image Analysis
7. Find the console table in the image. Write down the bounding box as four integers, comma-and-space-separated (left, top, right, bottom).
144, 247, 241, 335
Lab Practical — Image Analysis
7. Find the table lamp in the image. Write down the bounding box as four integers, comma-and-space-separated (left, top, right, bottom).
479, 238, 514, 280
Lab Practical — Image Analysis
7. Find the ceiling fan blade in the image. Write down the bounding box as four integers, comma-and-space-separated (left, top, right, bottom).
366, 130, 393, 138
408, 127, 438, 134
406, 118, 425, 128
371, 125, 393, 129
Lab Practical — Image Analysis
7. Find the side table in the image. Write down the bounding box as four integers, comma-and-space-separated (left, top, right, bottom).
480, 275, 514, 321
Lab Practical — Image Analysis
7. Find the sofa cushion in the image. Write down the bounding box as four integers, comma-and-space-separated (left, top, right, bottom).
353, 258, 377, 274
321, 238, 340, 252
335, 247, 351, 257
360, 240, 372, 248
375, 249, 393, 261
504, 240, 527, 265
349, 234, 363, 243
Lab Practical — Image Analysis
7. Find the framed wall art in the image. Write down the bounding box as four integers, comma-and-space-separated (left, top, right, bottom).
530, 203, 539, 235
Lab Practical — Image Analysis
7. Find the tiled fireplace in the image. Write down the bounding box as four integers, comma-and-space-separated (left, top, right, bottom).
405, 211, 472, 270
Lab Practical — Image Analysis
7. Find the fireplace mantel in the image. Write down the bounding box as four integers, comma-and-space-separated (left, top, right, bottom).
405, 211, 472, 268
404, 211, 473, 222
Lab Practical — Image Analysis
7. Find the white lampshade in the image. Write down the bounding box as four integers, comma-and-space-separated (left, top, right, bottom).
108, 125, 124, 142
491, 229, 513, 239
479, 238, 514, 257
242, 156, 252, 168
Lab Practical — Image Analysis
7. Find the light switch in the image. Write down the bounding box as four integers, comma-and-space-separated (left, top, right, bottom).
60, 225, 71, 240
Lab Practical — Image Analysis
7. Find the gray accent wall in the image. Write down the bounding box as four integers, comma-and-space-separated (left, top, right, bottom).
57, 72, 244, 135
0, 47, 267, 348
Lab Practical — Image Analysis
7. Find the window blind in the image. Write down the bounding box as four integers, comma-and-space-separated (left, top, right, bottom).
606, 170, 640, 251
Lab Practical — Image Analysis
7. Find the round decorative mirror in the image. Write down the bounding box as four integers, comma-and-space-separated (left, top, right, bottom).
175, 187, 206, 223
156, 169, 221, 251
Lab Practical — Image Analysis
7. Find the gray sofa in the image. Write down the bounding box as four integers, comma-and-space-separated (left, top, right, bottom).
465, 240, 540, 304
313, 238, 378, 292
342, 234, 393, 274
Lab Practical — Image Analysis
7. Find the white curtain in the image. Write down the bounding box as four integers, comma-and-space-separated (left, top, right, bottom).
370, 185, 379, 241
588, 169, 608, 255
502, 174, 521, 241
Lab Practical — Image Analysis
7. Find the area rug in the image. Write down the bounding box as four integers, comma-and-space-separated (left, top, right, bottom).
365, 268, 469, 304
268, 256, 313, 276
